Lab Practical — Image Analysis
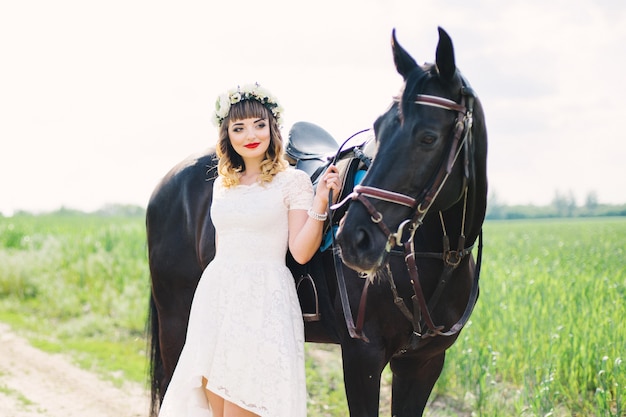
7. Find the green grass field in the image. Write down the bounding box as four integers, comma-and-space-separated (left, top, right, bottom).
0, 215, 624, 416
436, 218, 625, 416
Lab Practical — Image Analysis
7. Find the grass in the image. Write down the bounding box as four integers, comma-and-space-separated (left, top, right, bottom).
305, 344, 351, 416
435, 218, 626, 416
0, 214, 149, 387
0, 214, 624, 416
0, 383, 36, 407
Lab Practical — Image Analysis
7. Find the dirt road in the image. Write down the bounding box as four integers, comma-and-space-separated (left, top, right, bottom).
0, 322, 465, 417
0, 322, 150, 417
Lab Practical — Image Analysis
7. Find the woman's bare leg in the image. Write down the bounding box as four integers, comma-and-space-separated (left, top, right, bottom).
202, 377, 224, 417
223, 401, 259, 417
202, 376, 260, 417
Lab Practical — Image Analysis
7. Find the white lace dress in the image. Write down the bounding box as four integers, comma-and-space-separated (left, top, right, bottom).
158, 168, 312, 417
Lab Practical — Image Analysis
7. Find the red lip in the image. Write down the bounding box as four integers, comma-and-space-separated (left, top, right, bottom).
244, 143, 260, 149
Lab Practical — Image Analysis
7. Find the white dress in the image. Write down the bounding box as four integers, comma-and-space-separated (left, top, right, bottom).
158, 168, 312, 417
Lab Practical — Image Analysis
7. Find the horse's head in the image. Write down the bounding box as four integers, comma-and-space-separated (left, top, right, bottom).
336, 27, 487, 273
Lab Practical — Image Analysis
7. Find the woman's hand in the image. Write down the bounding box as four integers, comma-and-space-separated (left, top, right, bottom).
315, 164, 341, 206
288, 164, 342, 265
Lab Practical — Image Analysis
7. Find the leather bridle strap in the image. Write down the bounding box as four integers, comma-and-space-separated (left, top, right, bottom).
331, 237, 369, 342
404, 241, 444, 335
327, 132, 374, 343
409, 94, 467, 113
332, 93, 472, 251
410, 96, 470, 224
326, 90, 477, 342
405, 229, 483, 338
352, 185, 416, 208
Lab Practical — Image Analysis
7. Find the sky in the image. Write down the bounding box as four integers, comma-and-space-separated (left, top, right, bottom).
1, 0, 625, 215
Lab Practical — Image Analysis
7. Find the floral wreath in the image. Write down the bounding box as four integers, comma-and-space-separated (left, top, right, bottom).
213, 82, 284, 128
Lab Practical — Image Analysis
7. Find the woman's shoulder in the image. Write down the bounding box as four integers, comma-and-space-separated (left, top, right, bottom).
275, 168, 313, 209
213, 175, 225, 187
275, 167, 312, 188
275, 167, 310, 185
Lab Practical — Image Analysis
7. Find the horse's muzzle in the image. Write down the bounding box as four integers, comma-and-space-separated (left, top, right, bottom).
335, 216, 388, 273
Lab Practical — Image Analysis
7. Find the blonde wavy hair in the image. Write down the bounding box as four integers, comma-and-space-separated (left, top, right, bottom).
216, 99, 288, 188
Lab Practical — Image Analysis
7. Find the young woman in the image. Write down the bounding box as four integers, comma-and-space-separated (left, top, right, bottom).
158, 83, 340, 417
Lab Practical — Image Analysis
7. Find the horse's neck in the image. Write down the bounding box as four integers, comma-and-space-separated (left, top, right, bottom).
416, 192, 482, 253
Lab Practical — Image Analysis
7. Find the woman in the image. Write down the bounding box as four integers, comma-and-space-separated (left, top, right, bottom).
158, 83, 340, 417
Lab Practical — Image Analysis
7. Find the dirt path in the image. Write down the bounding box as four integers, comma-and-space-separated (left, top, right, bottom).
0, 322, 465, 417
0, 322, 150, 417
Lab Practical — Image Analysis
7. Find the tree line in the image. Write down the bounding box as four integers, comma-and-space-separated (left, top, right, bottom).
4, 194, 626, 221
486, 190, 626, 220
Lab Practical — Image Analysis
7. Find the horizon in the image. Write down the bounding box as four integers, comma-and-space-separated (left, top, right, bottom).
0, 193, 626, 218
2, 1, 626, 216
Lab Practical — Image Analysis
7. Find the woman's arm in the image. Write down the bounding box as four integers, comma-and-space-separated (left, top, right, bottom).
288, 165, 340, 264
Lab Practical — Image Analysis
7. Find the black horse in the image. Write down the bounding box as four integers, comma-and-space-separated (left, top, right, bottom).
146, 27, 487, 417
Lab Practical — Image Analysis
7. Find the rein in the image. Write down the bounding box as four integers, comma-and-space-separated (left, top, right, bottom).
330, 86, 483, 345
327, 129, 373, 342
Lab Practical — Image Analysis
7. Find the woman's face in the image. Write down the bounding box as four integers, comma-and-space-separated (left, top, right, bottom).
227, 117, 271, 164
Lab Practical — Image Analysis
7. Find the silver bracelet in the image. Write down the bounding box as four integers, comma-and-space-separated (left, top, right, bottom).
307, 208, 328, 222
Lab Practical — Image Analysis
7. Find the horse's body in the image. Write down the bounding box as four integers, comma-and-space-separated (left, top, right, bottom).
147, 27, 487, 417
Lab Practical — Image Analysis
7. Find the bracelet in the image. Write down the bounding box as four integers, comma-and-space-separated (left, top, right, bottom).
307, 208, 328, 222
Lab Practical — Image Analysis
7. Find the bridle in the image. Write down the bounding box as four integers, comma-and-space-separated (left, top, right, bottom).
336, 88, 475, 251
331, 84, 483, 345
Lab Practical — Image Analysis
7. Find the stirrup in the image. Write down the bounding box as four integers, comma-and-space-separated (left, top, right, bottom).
296, 274, 321, 322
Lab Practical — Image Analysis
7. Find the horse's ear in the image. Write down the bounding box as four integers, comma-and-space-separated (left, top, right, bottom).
435, 27, 457, 82
392, 29, 418, 80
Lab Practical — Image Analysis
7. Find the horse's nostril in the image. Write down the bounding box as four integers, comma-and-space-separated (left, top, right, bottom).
355, 227, 371, 251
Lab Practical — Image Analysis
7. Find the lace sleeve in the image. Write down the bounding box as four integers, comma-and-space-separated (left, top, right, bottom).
212, 175, 225, 198
284, 169, 313, 211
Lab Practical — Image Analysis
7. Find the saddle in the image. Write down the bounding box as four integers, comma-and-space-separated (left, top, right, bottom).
286, 121, 374, 328
285, 121, 339, 178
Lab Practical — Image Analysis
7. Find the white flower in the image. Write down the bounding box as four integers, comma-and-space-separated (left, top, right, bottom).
212, 93, 232, 127
212, 82, 284, 128
217, 94, 230, 113
229, 92, 241, 104
273, 104, 284, 116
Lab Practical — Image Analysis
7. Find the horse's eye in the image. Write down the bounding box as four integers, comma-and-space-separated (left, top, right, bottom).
421, 135, 437, 145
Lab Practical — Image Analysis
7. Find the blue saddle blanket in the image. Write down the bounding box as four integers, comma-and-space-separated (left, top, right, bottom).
320, 169, 367, 251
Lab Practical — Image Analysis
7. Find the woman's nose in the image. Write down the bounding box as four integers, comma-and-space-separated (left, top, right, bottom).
245, 126, 256, 138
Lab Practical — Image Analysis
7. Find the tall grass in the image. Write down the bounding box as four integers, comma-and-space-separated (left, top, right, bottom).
0, 215, 624, 416
436, 218, 625, 416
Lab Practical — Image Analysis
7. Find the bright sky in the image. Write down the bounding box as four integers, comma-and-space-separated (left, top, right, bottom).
1, 0, 625, 215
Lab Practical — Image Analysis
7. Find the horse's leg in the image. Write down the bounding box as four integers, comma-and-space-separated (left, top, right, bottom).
389, 351, 445, 417
341, 341, 386, 417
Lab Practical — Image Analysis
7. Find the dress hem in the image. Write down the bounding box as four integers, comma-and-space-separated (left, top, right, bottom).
206, 380, 270, 417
